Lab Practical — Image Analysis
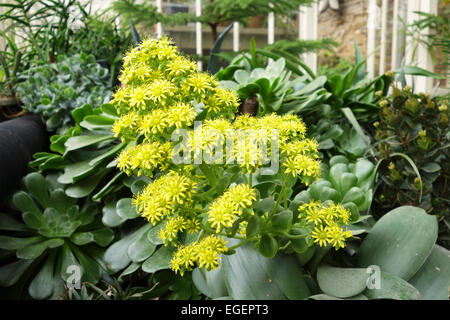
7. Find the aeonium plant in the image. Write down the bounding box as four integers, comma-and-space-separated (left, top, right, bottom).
109, 37, 353, 276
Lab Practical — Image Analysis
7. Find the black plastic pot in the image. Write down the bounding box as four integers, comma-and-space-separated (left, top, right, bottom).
0, 114, 48, 201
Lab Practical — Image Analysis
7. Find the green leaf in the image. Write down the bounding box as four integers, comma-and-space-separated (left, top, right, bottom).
22, 211, 46, 230
363, 271, 420, 300
395, 65, 446, 79
49, 189, 76, 214
141, 245, 175, 273
0, 236, 42, 250
421, 162, 441, 174
246, 215, 260, 238
222, 241, 310, 300
72, 104, 93, 124
0, 259, 34, 287
258, 234, 278, 258
208, 23, 233, 75
57, 160, 98, 184
17, 238, 64, 260
317, 265, 369, 298
127, 224, 156, 263
70, 232, 94, 245
0, 213, 29, 232
104, 225, 150, 272
59, 243, 80, 282
64, 134, 114, 152
80, 115, 115, 130
70, 244, 101, 284
408, 245, 450, 300
13, 191, 42, 217
147, 223, 165, 245
91, 228, 114, 247
102, 201, 126, 227
271, 210, 293, 231
116, 198, 139, 220
29, 251, 57, 300
192, 266, 228, 299
23, 173, 50, 208
357, 206, 438, 280
65, 168, 110, 198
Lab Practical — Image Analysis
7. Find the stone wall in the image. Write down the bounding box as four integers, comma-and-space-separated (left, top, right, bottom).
317, 0, 394, 71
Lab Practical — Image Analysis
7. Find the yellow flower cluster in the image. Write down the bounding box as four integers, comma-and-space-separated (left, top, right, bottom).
116, 142, 172, 177
134, 171, 198, 225
207, 184, 257, 232
170, 235, 229, 275
298, 201, 352, 249
113, 37, 239, 120
112, 37, 240, 177
111, 38, 325, 275
188, 113, 320, 177
158, 216, 201, 243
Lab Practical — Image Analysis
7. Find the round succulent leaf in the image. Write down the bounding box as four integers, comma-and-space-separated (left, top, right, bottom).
0, 259, 34, 287
338, 173, 358, 195
357, 206, 438, 281
28, 251, 57, 300
328, 163, 349, 189
147, 223, 165, 245
116, 198, 139, 220
70, 232, 94, 246
408, 245, 450, 300
363, 271, 420, 300
254, 198, 276, 215
258, 234, 278, 258
142, 245, 175, 273
102, 201, 126, 227
127, 224, 156, 263
317, 265, 369, 298
104, 225, 149, 272
192, 266, 228, 299
271, 210, 293, 231
13, 191, 42, 217
341, 187, 365, 206
329, 155, 349, 167
23, 173, 50, 207
246, 215, 260, 238
222, 241, 310, 300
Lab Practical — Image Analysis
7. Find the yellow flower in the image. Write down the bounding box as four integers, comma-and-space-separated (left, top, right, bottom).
207, 184, 256, 232
138, 110, 168, 136
134, 171, 198, 225
185, 72, 216, 97
207, 200, 238, 233
170, 235, 228, 275
225, 184, 257, 209
311, 225, 329, 247
158, 216, 186, 242
129, 86, 149, 110
327, 226, 352, 249
166, 56, 197, 77
167, 102, 196, 128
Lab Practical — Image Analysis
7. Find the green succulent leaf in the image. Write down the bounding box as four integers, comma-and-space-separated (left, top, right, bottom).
408, 245, 450, 300
222, 241, 310, 300
357, 206, 438, 281
317, 265, 369, 298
